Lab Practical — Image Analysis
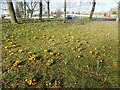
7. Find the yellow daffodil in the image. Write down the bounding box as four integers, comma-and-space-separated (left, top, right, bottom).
13, 60, 21, 66
87, 65, 89, 67
78, 56, 81, 58
10, 52, 14, 55
99, 60, 102, 62
12, 45, 16, 48
25, 79, 28, 82
18, 49, 23, 53
4, 46, 8, 49
49, 82, 51, 86
9, 51, 12, 53
44, 50, 48, 53
29, 57, 36, 60
27, 52, 32, 55
28, 55, 36, 60
50, 52, 54, 55
32, 82, 37, 85
10, 35, 14, 38
90, 51, 93, 54
76, 40, 80, 42
27, 80, 32, 85
9, 42, 13, 44
46, 81, 51, 86
49, 39, 53, 42
46, 62, 51, 66
92, 55, 96, 58
71, 48, 74, 50
6, 39, 11, 42
48, 60, 53, 63
25, 79, 36, 85
71, 36, 74, 38
33, 37, 37, 39
64, 40, 68, 43
5, 35, 9, 37
26, 33, 29, 35
46, 83, 49, 86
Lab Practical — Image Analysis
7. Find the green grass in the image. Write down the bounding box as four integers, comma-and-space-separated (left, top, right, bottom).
2, 20, 118, 88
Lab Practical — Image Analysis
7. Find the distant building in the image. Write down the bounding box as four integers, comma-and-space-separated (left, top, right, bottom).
104, 8, 118, 18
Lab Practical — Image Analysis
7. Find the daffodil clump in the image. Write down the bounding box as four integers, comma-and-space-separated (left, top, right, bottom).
52, 81, 61, 88
46, 81, 52, 87
45, 81, 61, 88
46, 60, 54, 66
28, 55, 36, 60
13, 60, 21, 67
97, 60, 103, 63
25, 79, 36, 86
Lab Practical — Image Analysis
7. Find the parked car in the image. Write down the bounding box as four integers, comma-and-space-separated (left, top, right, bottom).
67, 15, 72, 19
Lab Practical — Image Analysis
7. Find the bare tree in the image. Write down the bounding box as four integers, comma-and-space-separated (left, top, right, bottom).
26, 2, 38, 18
55, 9, 63, 18
44, 0, 50, 19
64, 0, 67, 23
39, 0, 43, 20
7, 0, 18, 24
89, 0, 96, 20
16, 1, 24, 18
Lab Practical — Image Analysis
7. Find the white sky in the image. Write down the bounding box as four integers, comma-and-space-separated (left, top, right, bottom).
0, 0, 120, 15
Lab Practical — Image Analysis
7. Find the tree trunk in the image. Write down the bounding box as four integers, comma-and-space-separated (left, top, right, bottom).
7, 0, 18, 24
39, 0, 42, 20
64, 0, 66, 23
30, 12, 33, 18
47, 1, 50, 19
24, 0, 26, 18
89, 0, 96, 20
117, 2, 120, 21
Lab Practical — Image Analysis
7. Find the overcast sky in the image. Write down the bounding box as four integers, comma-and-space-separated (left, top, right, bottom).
0, 0, 119, 15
